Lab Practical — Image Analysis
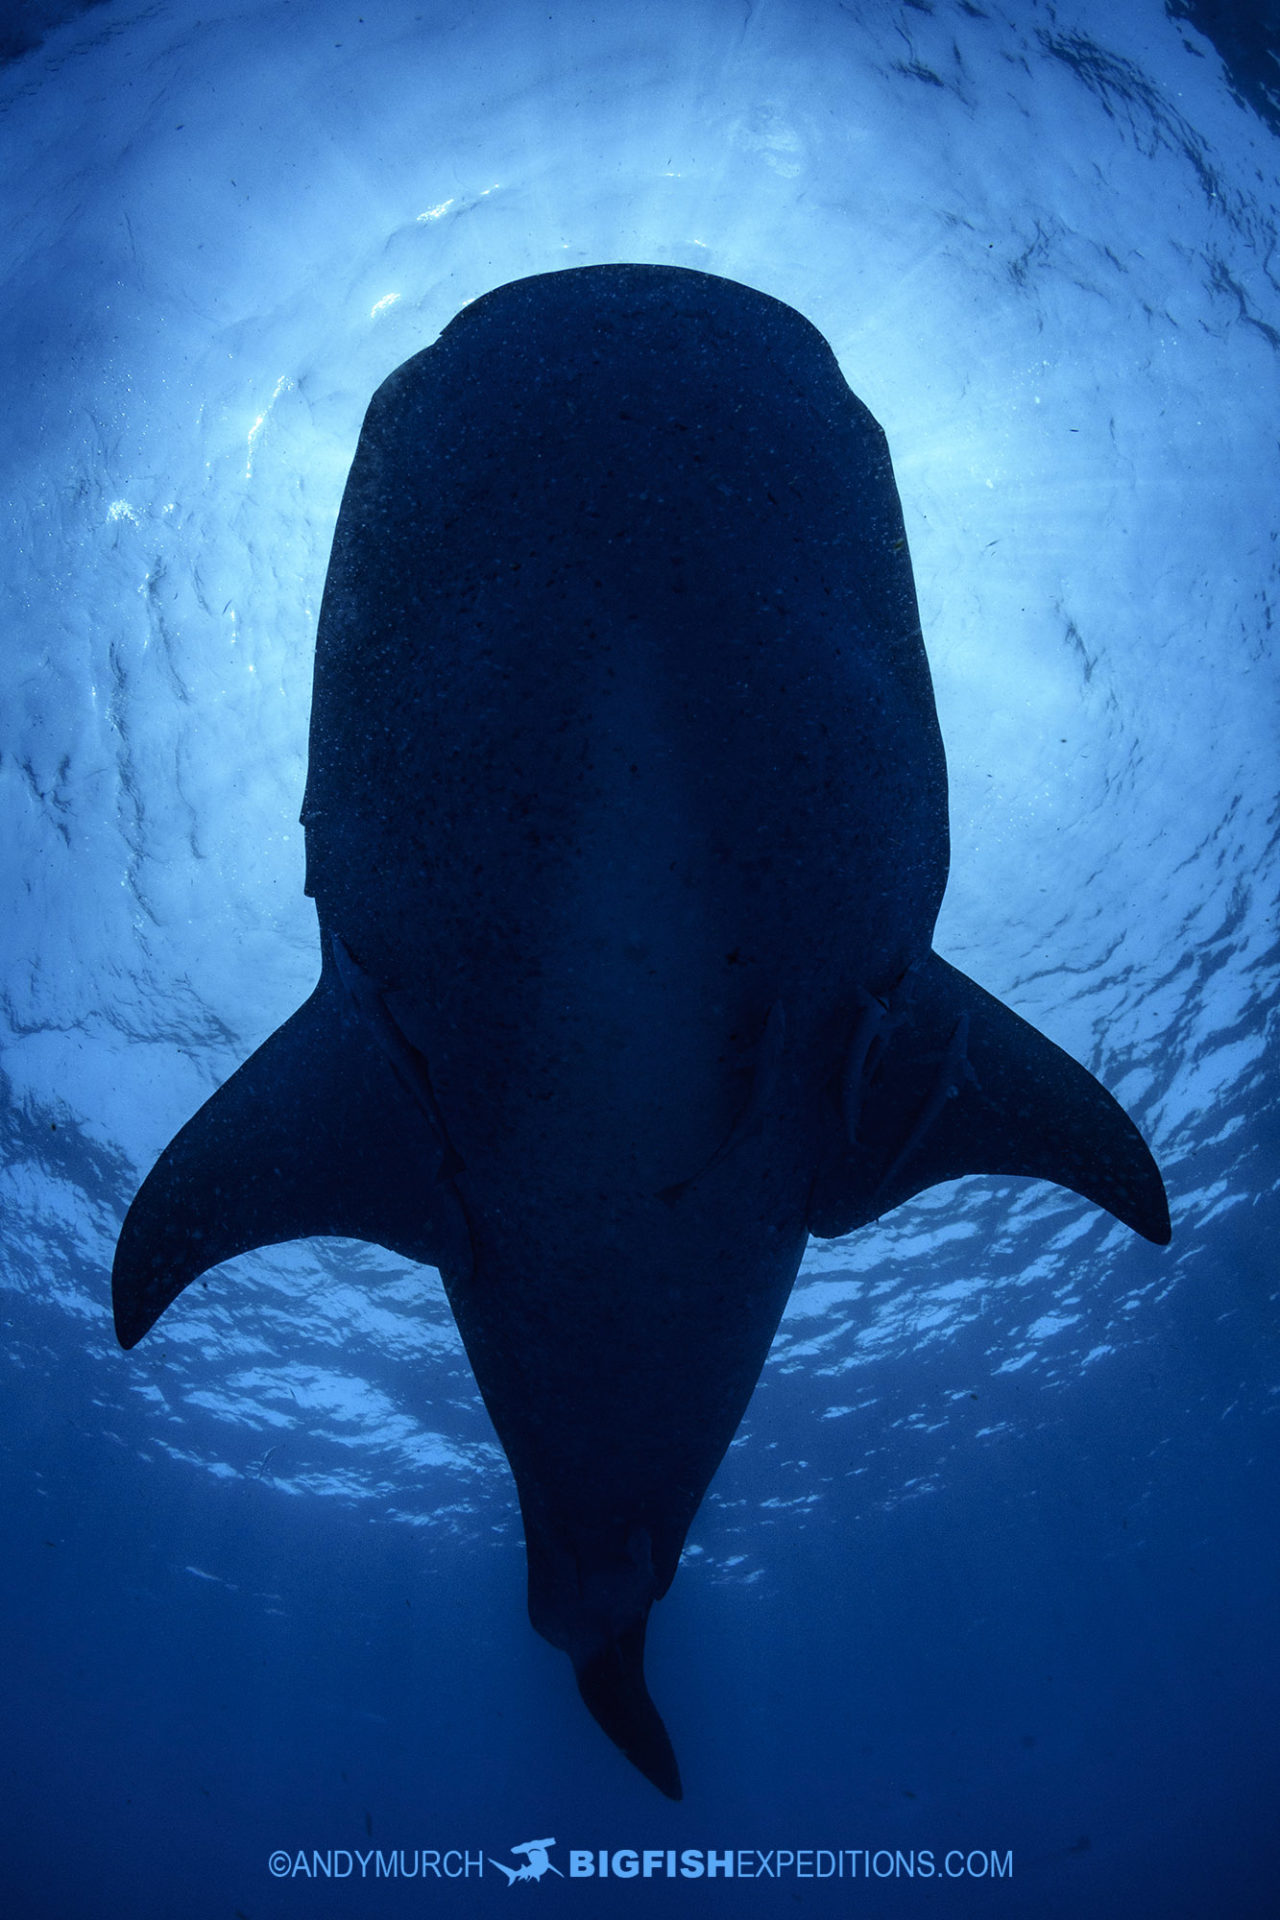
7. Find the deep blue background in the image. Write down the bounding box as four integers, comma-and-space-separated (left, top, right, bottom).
1, 2, 1276, 1915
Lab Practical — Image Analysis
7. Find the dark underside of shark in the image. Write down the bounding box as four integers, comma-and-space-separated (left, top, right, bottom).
113, 264, 1170, 1800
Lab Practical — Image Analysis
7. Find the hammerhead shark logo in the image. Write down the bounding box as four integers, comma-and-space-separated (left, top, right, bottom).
488, 1837, 563, 1885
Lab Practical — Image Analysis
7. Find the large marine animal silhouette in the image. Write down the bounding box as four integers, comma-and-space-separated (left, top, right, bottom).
113, 264, 1170, 1800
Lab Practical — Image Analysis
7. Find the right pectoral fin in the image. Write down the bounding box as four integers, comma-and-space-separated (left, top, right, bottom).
808, 951, 1170, 1246
112, 946, 471, 1349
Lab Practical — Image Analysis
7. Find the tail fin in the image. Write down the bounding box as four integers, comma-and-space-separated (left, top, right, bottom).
526, 1523, 683, 1799
809, 950, 1170, 1244
112, 941, 470, 1348
575, 1621, 683, 1801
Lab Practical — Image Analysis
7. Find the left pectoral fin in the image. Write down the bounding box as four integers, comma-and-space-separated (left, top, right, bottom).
112, 945, 471, 1349
808, 950, 1171, 1246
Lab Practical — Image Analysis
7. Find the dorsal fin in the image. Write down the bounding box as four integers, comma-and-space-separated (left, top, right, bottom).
112, 939, 471, 1349
808, 951, 1170, 1245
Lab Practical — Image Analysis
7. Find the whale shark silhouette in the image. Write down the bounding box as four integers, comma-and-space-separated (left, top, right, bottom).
113, 265, 1170, 1800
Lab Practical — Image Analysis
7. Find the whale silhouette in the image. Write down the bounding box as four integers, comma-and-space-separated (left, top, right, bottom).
113, 264, 1170, 1800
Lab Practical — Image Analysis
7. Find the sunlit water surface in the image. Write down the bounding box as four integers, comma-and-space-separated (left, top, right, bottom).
1, 2, 1276, 1916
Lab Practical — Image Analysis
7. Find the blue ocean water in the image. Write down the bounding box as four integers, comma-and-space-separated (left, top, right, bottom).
1, 1, 1276, 1915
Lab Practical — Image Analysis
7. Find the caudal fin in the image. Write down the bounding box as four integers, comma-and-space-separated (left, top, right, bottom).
574, 1622, 683, 1801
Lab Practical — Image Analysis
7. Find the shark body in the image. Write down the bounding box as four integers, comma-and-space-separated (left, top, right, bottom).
113, 266, 1169, 1798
